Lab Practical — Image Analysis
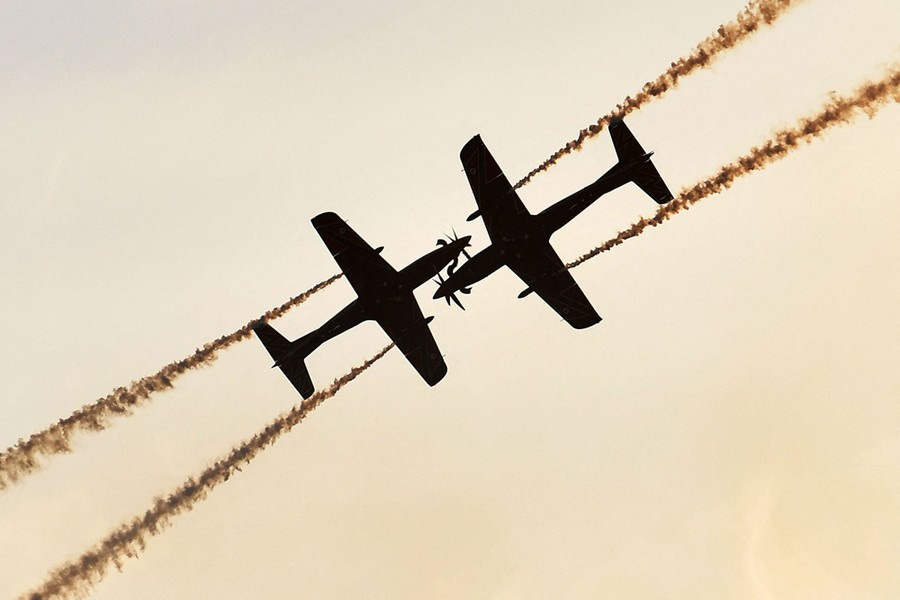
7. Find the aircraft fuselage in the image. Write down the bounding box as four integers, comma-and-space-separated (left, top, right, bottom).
277, 236, 468, 365
435, 156, 649, 298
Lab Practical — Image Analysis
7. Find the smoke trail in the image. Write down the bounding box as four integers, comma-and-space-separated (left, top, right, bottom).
21, 344, 393, 600
0, 274, 343, 491
514, 0, 804, 189
567, 66, 900, 268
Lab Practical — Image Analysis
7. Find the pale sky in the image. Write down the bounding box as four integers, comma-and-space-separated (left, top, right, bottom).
2, 1, 899, 598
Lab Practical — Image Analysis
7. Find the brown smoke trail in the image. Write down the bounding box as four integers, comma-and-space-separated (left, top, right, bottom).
567, 66, 900, 268
514, 0, 804, 189
0, 274, 343, 491
21, 344, 393, 600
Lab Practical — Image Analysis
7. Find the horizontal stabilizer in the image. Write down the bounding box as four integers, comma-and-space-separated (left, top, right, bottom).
609, 117, 674, 204
253, 322, 315, 399
630, 159, 674, 204
609, 117, 647, 162
275, 356, 315, 399
253, 322, 291, 361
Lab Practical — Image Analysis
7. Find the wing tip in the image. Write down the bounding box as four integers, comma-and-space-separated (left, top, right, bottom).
311, 211, 342, 230
460, 134, 484, 162
425, 360, 449, 387
570, 314, 602, 329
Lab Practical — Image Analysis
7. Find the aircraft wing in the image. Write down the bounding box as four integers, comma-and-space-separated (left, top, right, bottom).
377, 296, 448, 387
460, 135, 530, 240
505, 242, 602, 329
311, 212, 395, 297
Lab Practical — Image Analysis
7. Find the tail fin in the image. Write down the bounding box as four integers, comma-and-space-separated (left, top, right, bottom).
609, 117, 674, 204
253, 322, 315, 399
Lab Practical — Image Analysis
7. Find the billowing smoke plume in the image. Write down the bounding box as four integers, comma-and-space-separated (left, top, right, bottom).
21, 344, 393, 600
567, 66, 900, 268
0, 274, 343, 491
514, 0, 804, 188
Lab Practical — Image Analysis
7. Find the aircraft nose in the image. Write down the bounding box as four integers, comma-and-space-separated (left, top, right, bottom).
433, 277, 452, 299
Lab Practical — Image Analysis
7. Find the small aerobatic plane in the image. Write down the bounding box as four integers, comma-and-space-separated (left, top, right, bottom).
434, 117, 673, 328
254, 212, 470, 398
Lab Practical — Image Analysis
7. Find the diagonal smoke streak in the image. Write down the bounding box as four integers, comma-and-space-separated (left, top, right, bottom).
21, 344, 393, 600
0, 0, 807, 489
566, 66, 900, 269
0, 274, 343, 492
514, 0, 805, 189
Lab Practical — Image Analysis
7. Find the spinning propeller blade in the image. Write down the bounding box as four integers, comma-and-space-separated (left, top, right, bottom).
432, 272, 466, 311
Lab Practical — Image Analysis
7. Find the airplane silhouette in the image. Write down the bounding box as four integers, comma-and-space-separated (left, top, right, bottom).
434, 117, 673, 328
254, 212, 470, 398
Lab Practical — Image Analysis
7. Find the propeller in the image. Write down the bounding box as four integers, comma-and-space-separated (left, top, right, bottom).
435, 228, 472, 260
432, 272, 467, 310
432, 228, 472, 310
436, 228, 472, 280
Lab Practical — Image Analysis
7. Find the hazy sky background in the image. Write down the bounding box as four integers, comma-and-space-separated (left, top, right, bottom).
2, 0, 899, 597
